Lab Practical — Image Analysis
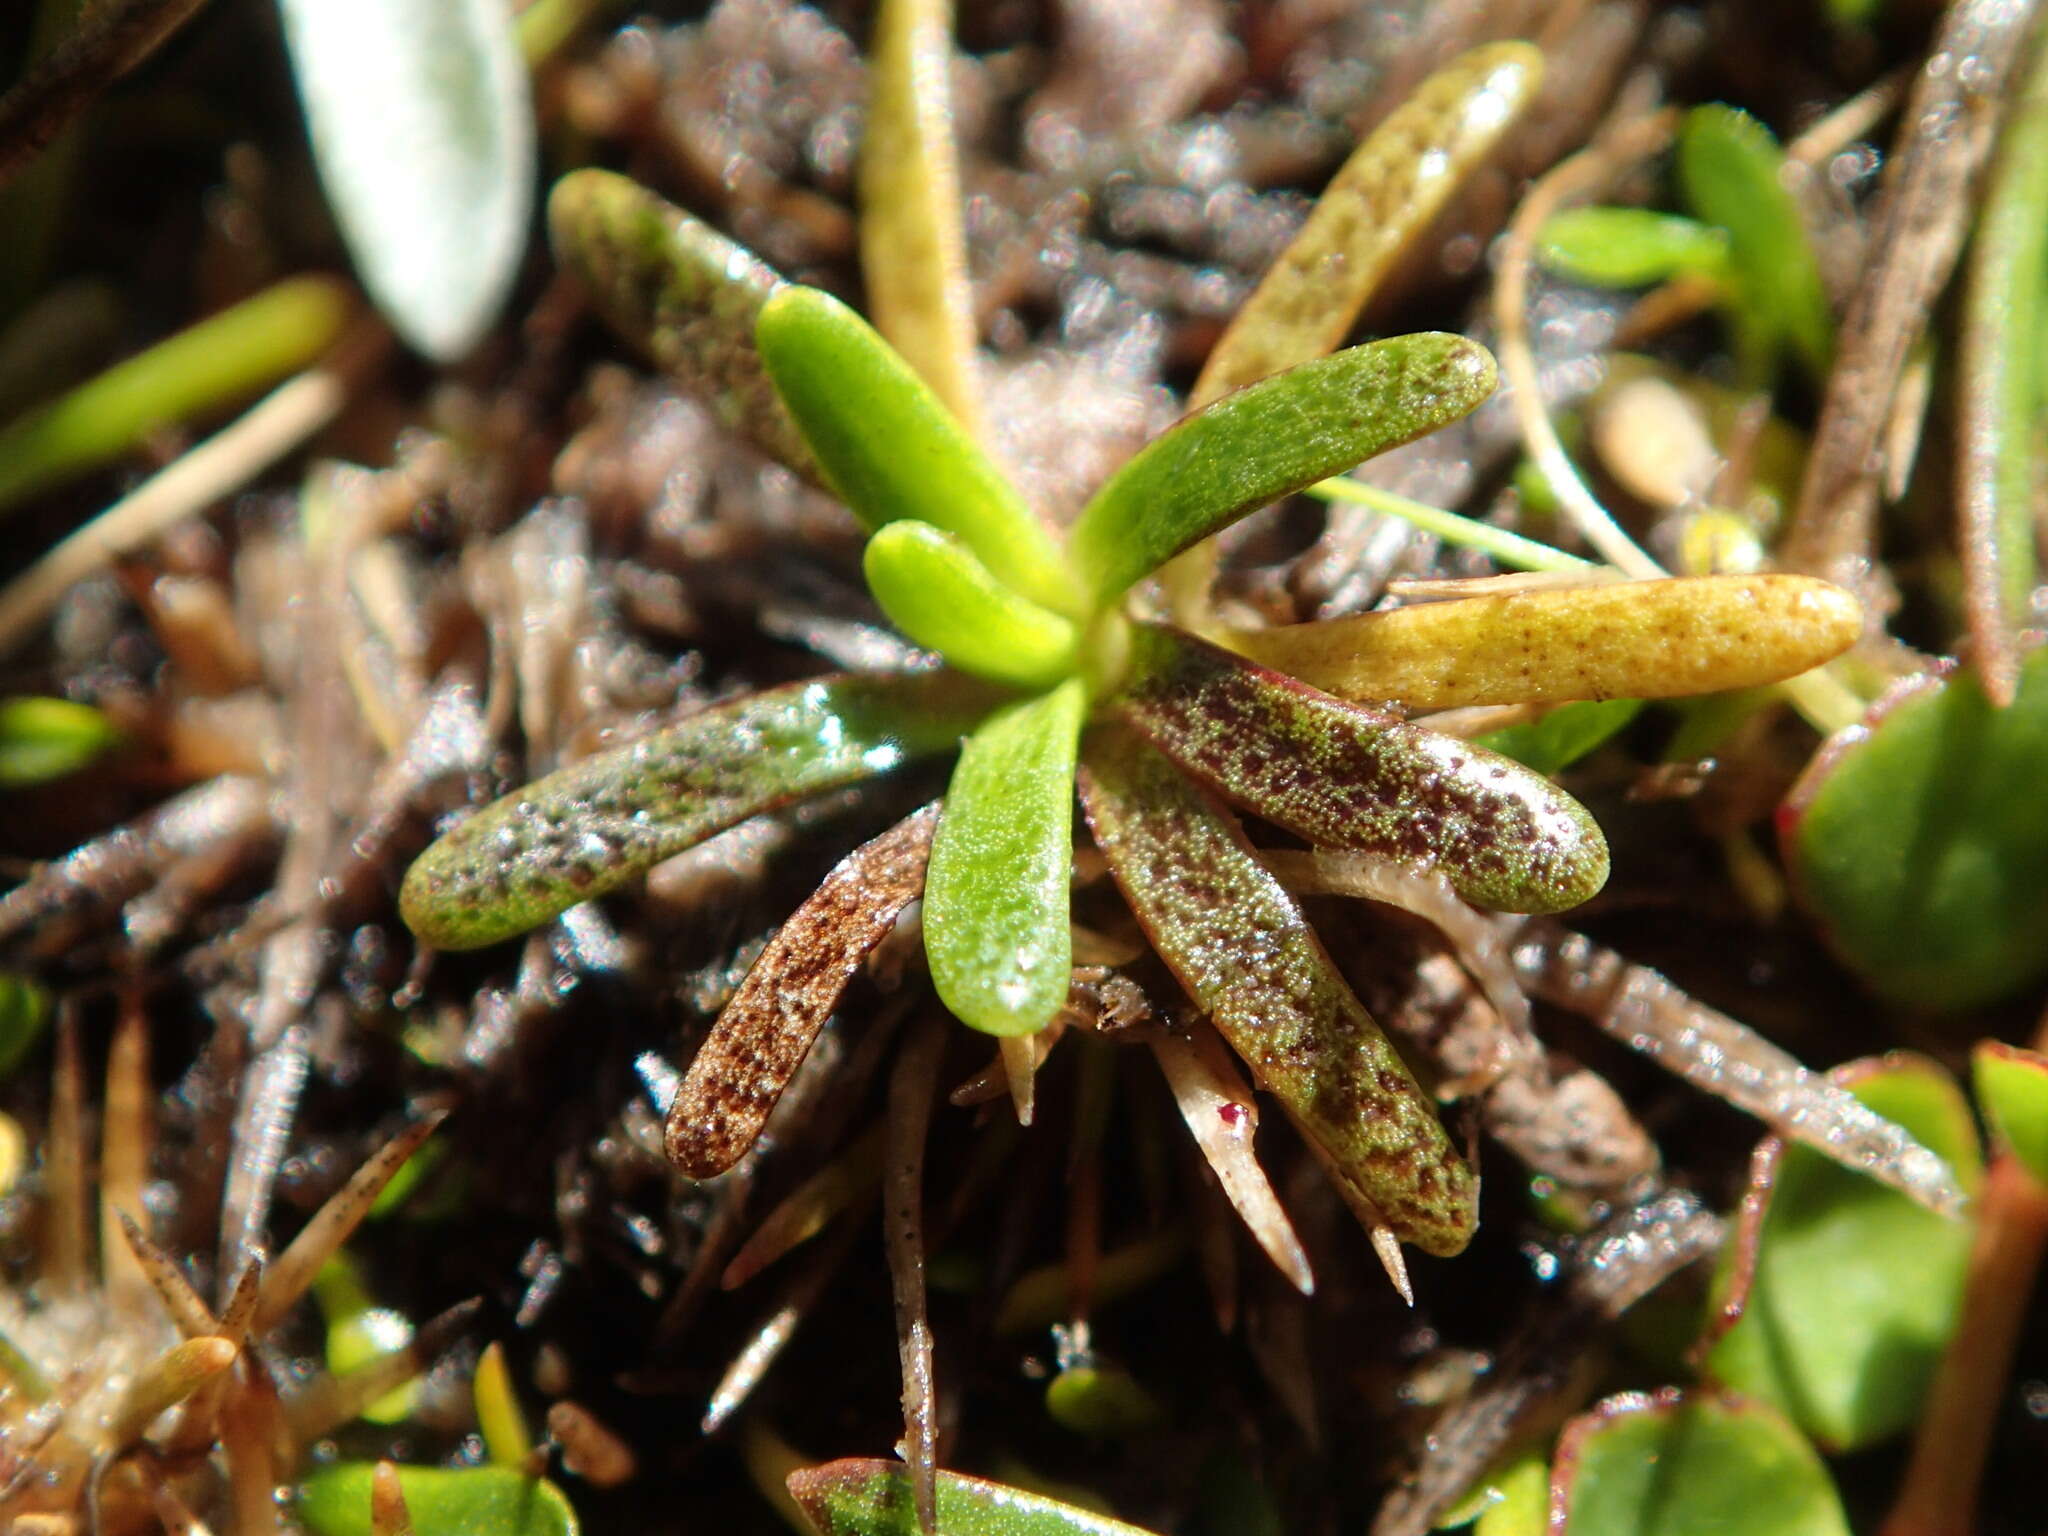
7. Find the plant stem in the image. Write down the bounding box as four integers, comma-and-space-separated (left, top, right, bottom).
1307, 476, 1596, 574
1878, 1151, 2048, 1536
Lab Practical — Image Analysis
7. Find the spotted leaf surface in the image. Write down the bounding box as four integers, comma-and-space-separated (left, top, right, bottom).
401, 671, 996, 950
1078, 726, 1477, 1256
547, 170, 818, 480
667, 805, 938, 1177
1112, 624, 1607, 914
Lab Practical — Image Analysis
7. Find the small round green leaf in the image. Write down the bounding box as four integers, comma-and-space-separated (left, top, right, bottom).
297, 1464, 578, 1536
1704, 1055, 1981, 1450
756, 286, 1079, 615
925, 679, 1087, 1036
1785, 651, 2048, 1009
1554, 1390, 1849, 1536
1477, 698, 1642, 776
1536, 207, 1731, 288
863, 521, 1078, 688
1044, 1363, 1164, 1437
787, 1460, 1161, 1536
1973, 1042, 2048, 1187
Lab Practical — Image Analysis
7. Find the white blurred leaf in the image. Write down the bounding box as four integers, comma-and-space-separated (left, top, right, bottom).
279, 0, 534, 360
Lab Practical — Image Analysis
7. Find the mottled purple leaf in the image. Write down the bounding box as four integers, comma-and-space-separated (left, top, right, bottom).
1111, 624, 1606, 914
1077, 726, 1477, 1258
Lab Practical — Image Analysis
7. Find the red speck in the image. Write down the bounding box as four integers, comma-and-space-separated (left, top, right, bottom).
1217, 1102, 1248, 1130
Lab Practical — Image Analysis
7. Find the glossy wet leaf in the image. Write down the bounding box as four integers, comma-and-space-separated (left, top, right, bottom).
0, 972, 48, 1081
925, 679, 1086, 1035
1113, 624, 1607, 914
400, 670, 998, 950
1536, 207, 1731, 288
1784, 650, 2048, 1008
1973, 1042, 2048, 1187
863, 521, 1078, 688
1677, 105, 1832, 377
789, 1461, 1160, 1536
1193, 44, 1541, 402
474, 1342, 531, 1466
1478, 698, 1642, 776
1553, 1390, 1849, 1536
757, 285, 1078, 615
1078, 727, 1476, 1256
313, 1255, 416, 1425
546, 170, 818, 481
1705, 1055, 1981, 1450
668, 806, 937, 1177
298, 1464, 577, 1536
0, 696, 117, 785
279, 0, 533, 359
1227, 575, 1859, 712
1069, 335, 1497, 607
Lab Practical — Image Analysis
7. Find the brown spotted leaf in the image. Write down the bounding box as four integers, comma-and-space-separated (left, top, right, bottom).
1111, 624, 1607, 915
1077, 726, 1477, 1258
666, 805, 939, 1178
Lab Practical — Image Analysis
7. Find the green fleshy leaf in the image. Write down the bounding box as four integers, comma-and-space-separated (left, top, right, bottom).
1536, 207, 1731, 288
1973, 1042, 2048, 1187
1077, 726, 1477, 1256
787, 1460, 1160, 1536
1479, 698, 1642, 776
313, 1255, 416, 1424
1069, 335, 1497, 607
546, 170, 819, 480
863, 521, 1078, 688
0, 278, 350, 516
1111, 625, 1608, 914
1194, 43, 1541, 401
1457, 1451, 1547, 1535
925, 679, 1087, 1036
400, 670, 999, 950
279, 0, 533, 359
1784, 651, 2048, 1009
297, 1464, 578, 1536
0, 696, 118, 786
1554, 1391, 1849, 1536
0, 973, 49, 1082
1044, 1363, 1164, 1437
1705, 1055, 1981, 1450
756, 286, 1079, 615
1678, 105, 1832, 377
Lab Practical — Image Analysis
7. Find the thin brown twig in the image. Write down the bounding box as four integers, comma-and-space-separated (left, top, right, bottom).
0, 0, 216, 192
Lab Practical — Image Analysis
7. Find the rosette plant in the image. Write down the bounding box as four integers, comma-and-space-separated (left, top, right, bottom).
399, 170, 1857, 1270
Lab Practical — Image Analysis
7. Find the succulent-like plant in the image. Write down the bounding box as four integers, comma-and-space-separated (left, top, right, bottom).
398, 171, 1860, 1270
